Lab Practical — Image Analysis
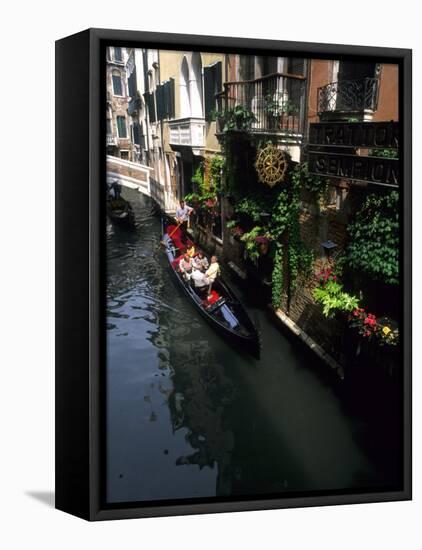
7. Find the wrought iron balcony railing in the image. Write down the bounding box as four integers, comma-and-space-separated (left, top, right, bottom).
216, 73, 306, 138
317, 78, 380, 116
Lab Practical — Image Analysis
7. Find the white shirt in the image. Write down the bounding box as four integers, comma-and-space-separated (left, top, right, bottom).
206, 262, 220, 282
175, 204, 193, 222
191, 269, 209, 288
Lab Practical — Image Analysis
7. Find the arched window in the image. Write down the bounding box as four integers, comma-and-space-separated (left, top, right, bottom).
112, 70, 123, 96
180, 57, 191, 118
190, 52, 203, 118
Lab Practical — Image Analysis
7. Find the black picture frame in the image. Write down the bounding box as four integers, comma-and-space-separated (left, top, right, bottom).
55, 28, 412, 521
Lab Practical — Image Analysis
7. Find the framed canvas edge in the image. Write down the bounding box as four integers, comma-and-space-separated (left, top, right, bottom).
61, 28, 412, 521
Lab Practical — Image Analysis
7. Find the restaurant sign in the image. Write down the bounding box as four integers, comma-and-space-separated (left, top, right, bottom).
308, 151, 399, 187
308, 121, 399, 187
309, 121, 399, 149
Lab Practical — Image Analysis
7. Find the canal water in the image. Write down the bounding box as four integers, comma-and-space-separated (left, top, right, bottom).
106, 188, 401, 504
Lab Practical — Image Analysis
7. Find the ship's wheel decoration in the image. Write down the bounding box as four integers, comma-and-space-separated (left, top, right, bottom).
255, 144, 289, 187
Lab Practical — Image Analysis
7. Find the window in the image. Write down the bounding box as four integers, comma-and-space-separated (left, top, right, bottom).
144, 92, 156, 123
116, 116, 127, 138
204, 62, 222, 121
114, 47, 123, 62
132, 122, 140, 145
287, 58, 305, 76
128, 69, 137, 99
112, 72, 123, 96
120, 150, 129, 160
106, 119, 112, 135
156, 84, 165, 120
164, 78, 175, 119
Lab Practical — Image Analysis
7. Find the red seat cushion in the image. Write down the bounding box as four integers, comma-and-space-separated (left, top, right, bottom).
204, 290, 220, 306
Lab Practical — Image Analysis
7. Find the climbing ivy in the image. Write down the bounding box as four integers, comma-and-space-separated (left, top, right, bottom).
271, 243, 284, 307
344, 191, 399, 285
291, 161, 328, 198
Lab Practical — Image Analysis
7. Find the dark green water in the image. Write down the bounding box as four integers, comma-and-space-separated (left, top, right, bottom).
106, 188, 400, 504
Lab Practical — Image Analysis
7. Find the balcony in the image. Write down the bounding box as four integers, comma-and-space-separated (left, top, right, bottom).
168, 117, 205, 151
216, 73, 306, 140
106, 135, 117, 147
127, 96, 142, 117
317, 78, 380, 121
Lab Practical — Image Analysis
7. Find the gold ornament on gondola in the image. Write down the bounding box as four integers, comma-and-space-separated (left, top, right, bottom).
255, 144, 288, 187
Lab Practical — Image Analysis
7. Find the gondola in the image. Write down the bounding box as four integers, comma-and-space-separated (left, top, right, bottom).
107, 196, 136, 229
161, 223, 261, 358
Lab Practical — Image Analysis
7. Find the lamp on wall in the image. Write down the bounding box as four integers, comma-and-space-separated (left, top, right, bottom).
321, 240, 338, 259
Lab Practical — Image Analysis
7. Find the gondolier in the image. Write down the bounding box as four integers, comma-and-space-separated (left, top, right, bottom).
175, 199, 194, 242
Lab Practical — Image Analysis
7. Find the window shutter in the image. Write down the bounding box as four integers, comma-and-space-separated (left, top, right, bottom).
214, 61, 222, 94
168, 78, 175, 119
112, 75, 123, 96
144, 92, 156, 123
114, 47, 122, 62
133, 122, 141, 145
204, 65, 214, 121
156, 84, 165, 120
204, 62, 222, 121
117, 116, 127, 138
128, 70, 137, 99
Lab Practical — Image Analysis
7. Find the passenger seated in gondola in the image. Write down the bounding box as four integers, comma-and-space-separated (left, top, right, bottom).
186, 244, 196, 258
179, 253, 193, 280
192, 250, 209, 271
205, 255, 220, 295
191, 266, 209, 295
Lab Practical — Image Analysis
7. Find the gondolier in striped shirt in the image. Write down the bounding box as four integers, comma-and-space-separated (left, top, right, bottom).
175, 199, 194, 242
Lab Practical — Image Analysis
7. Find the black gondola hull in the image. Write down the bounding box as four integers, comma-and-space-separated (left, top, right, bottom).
162, 231, 260, 358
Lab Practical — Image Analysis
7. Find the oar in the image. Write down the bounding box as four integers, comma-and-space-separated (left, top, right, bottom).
159, 220, 182, 247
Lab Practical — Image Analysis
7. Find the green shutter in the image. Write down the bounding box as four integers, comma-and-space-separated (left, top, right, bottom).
133, 122, 141, 145
215, 61, 222, 93
156, 84, 165, 120
169, 78, 175, 119
117, 116, 127, 138
112, 75, 123, 96
204, 65, 214, 121
204, 62, 222, 121
144, 92, 156, 123
128, 70, 137, 99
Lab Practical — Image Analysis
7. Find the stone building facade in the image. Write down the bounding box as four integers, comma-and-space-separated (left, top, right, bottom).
106, 46, 134, 160
105, 47, 399, 372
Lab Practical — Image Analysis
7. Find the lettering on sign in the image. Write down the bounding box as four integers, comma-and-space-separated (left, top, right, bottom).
309, 121, 399, 149
308, 151, 399, 187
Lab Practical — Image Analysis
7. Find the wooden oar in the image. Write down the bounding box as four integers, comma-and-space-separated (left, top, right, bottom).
159, 220, 182, 247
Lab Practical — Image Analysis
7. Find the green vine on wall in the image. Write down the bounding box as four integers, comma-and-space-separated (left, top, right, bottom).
291, 161, 328, 198
344, 191, 399, 286
272, 243, 284, 307
226, 161, 314, 307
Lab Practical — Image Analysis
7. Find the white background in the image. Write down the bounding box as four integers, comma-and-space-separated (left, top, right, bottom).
0, 1, 420, 547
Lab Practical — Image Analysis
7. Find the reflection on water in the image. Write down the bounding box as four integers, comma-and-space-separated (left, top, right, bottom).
106, 188, 400, 504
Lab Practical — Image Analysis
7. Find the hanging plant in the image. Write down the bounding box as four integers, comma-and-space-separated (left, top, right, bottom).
240, 226, 270, 265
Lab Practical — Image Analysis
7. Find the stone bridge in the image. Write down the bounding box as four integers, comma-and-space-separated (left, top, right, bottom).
106, 155, 178, 214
